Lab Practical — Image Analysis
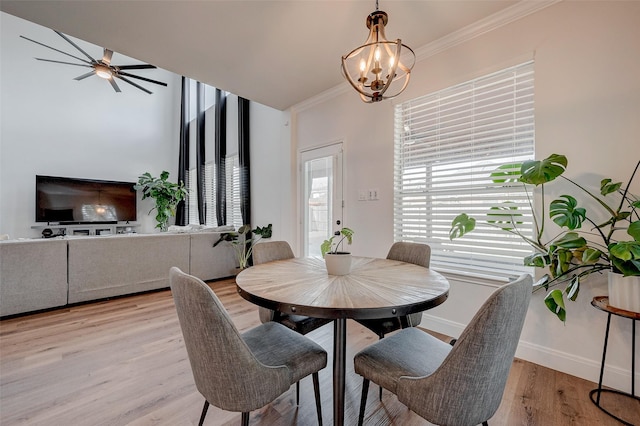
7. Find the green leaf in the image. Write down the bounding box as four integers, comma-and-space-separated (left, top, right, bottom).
320, 237, 334, 258
549, 195, 586, 230
450, 214, 476, 240
552, 232, 587, 249
490, 163, 522, 183
520, 154, 567, 185
609, 241, 640, 261
600, 178, 622, 196
254, 224, 273, 238
487, 203, 523, 231
524, 252, 549, 268
565, 276, 580, 302
341, 227, 354, 245
628, 220, 640, 241
544, 289, 567, 322
581, 247, 603, 264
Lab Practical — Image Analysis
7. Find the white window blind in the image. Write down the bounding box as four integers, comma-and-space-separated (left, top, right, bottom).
187, 163, 218, 226
225, 154, 243, 229
393, 61, 535, 281
187, 168, 199, 225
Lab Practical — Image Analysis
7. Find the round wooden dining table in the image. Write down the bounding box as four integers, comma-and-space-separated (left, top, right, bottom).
235, 256, 450, 426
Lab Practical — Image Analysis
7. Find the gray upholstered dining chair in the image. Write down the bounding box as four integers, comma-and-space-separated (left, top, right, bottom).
354, 273, 532, 426
253, 241, 332, 335
356, 242, 432, 338
169, 267, 327, 426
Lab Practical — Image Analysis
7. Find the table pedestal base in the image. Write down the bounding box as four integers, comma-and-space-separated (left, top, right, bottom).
333, 318, 346, 426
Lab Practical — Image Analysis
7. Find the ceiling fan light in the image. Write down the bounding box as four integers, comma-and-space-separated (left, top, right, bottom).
341, 3, 415, 103
95, 65, 112, 79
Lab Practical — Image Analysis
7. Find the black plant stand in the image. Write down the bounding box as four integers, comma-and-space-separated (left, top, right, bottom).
589, 296, 639, 425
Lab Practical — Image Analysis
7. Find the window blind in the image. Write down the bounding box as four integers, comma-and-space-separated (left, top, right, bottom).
393, 61, 535, 281
225, 154, 243, 229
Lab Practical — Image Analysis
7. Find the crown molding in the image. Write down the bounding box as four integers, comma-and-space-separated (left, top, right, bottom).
414, 0, 561, 61
291, 0, 560, 114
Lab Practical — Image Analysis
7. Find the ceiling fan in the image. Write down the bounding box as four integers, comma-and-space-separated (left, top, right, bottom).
20, 30, 167, 94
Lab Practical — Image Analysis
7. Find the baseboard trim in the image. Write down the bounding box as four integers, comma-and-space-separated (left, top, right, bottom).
421, 313, 636, 393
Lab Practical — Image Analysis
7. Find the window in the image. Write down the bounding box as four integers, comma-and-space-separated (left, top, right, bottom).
187, 163, 218, 226
393, 61, 535, 281
225, 154, 243, 229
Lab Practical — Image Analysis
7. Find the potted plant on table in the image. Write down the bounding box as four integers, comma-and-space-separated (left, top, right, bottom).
135, 171, 188, 232
214, 224, 272, 270
321, 227, 355, 275
449, 154, 640, 321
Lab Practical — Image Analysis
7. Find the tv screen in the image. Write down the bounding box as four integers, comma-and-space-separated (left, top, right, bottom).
36, 175, 137, 224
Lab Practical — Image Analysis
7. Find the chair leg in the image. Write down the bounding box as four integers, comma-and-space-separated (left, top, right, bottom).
312, 372, 323, 426
358, 378, 370, 426
198, 400, 209, 426
241, 412, 250, 426
482, 422, 489, 426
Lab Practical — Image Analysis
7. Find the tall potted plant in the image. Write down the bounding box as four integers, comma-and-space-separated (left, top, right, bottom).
135, 171, 188, 231
449, 154, 640, 321
213, 224, 272, 270
321, 227, 354, 275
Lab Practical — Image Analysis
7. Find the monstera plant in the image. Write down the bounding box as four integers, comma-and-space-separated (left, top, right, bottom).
450, 154, 640, 321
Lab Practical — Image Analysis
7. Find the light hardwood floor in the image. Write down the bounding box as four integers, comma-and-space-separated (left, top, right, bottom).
1, 278, 638, 425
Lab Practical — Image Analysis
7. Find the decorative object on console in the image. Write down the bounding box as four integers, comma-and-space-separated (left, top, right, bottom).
135, 171, 188, 232
213, 224, 273, 270
341, 0, 415, 103
20, 30, 167, 94
321, 227, 354, 275
450, 154, 640, 321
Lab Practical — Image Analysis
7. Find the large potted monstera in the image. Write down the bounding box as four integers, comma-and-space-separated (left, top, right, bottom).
450, 154, 640, 321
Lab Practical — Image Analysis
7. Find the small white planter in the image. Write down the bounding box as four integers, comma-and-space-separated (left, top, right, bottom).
608, 272, 640, 313
325, 253, 352, 276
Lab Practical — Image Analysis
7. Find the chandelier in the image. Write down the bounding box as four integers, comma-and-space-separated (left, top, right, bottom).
341, 0, 415, 103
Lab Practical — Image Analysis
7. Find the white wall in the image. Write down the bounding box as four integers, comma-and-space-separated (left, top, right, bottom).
291, 1, 640, 392
1, 12, 286, 240
0, 12, 181, 237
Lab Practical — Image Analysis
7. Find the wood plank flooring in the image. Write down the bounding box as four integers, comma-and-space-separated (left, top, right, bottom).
1, 278, 638, 425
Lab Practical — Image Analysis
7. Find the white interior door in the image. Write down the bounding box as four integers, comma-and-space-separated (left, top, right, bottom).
300, 143, 343, 257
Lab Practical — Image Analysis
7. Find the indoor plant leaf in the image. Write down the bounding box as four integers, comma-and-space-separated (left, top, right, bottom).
520, 154, 567, 186
490, 162, 522, 183
544, 289, 566, 322
565, 276, 580, 302
549, 195, 586, 230
487, 203, 522, 231
627, 220, 640, 241
449, 214, 476, 239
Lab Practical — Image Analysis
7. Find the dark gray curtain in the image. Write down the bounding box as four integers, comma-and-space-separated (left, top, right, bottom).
215, 89, 227, 226
195, 82, 206, 224
175, 76, 190, 226
238, 97, 251, 227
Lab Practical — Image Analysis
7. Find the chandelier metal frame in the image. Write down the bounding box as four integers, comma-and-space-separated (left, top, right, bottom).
341, 2, 415, 103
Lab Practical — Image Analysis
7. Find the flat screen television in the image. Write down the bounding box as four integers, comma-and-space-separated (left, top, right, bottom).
36, 175, 137, 224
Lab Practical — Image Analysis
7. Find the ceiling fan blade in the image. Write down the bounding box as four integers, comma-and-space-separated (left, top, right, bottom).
35, 58, 93, 68
20, 35, 93, 65
102, 49, 113, 65
117, 71, 167, 87
74, 71, 96, 81
54, 30, 96, 63
108, 78, 122, 93
115, 64, 156, 70
113, 74, 152, 94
